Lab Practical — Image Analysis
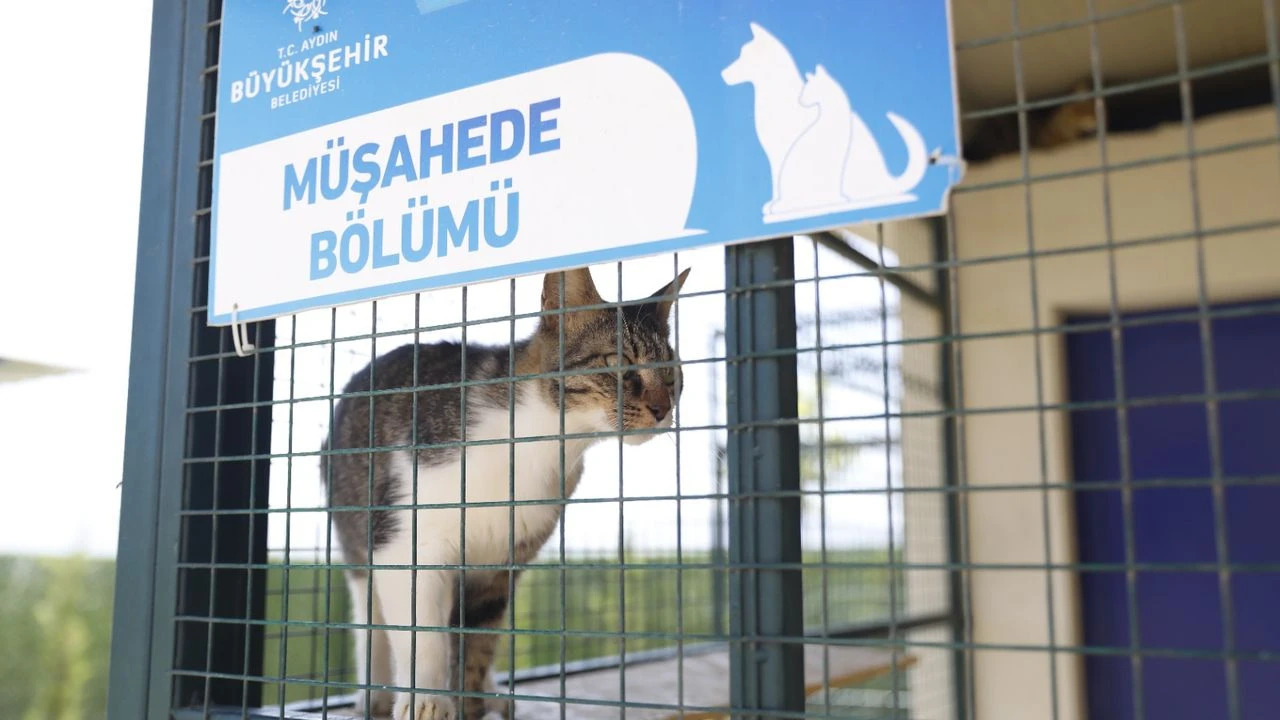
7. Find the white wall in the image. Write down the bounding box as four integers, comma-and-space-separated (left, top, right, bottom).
948, 105, 1280, 720
844, 218, 955, 719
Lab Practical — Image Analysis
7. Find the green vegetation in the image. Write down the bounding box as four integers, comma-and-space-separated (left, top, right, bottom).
260, 549, 899, 705
0, 549, 900, 714
0, 556, 114, 720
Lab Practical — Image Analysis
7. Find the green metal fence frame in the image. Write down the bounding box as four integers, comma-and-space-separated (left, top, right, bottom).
725, 239, 806, 717
109, 1, 209, 716
109, 1, 276, 716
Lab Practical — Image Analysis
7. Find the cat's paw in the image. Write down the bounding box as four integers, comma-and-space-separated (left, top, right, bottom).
355, 688, 394, 717
480, 695, 513, 720
461, 694, 511, 720
394, 694, 455, 720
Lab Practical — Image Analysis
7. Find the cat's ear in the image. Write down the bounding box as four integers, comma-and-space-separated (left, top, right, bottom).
541, 268, 605, 331
644, 268, 691, 323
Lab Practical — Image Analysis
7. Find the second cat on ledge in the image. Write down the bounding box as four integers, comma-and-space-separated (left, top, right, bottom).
322, 267, 690, 720
963, 80, 1101, 164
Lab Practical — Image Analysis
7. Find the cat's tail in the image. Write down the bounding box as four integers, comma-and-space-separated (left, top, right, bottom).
885, 112, 929, 195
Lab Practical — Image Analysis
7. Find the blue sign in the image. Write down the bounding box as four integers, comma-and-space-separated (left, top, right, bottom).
210, 0, 961, 325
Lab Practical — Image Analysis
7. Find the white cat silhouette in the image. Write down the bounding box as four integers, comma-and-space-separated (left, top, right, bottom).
770, 65, 851, 215
826, 72, 928, 203
723, 25, 930, 222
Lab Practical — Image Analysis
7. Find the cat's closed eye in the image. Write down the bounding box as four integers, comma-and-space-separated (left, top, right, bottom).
603, 353, 638, 372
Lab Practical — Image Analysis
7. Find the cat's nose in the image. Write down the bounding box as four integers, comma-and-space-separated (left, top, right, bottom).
647, 401, 670, 421
641, 386, 671, 421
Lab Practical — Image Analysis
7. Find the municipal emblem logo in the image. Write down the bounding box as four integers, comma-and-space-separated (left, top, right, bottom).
283, 0, 326, 31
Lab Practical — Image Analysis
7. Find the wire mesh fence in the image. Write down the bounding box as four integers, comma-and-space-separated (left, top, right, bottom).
242, 231, 934, 718
109, 1, 1280, 719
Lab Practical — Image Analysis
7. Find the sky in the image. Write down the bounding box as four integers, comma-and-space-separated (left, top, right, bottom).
0, 3, 907, 560
0, 3, 152, 556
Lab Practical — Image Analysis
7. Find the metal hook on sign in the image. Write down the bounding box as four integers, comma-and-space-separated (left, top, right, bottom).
928, 147, 966, 185
231, 303, 255, 358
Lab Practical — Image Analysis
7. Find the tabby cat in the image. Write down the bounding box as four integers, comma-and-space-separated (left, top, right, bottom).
963, 81, 1100, 164
322, 267, 689, 720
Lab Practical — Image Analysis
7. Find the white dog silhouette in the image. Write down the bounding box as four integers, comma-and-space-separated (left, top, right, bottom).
722, 24, 929, 222
721, 22, 819, 215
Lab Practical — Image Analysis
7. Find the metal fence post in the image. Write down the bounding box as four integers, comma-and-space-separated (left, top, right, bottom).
109, 0, 276, 712
725, 238, 805, 718
934, 216, 972, 720
106, 1, 193, 715
110, 1, 229, 717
